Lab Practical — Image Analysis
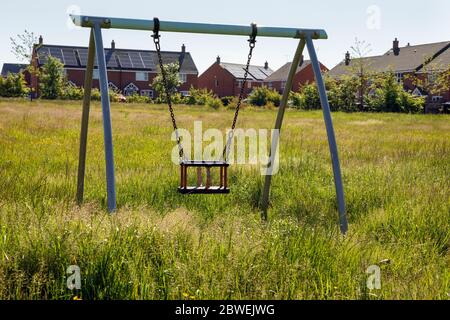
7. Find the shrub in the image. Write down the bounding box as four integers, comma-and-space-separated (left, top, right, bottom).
186, 87, 216, 105
248, 86, 281, 107
0, 72, 29, 97
300, 83, 320, 110
206, 97, 223, 110
289, 91, 303, 108
60, 83, 84, 100
39, 56, 65, 99
125, 93, 151, 104
221, 96, 235, 106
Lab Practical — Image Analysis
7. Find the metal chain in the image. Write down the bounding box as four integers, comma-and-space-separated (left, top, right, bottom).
223, 25, 257, 160
152, 19, 184, 159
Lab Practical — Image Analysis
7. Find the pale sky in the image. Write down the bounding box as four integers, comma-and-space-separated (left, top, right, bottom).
1, 0, 449, 73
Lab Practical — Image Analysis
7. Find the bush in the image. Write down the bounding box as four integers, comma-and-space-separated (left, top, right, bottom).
60, 83, 84, 100
186, 87, 216, 105
248, 86, 281, 107
39, 56, 65, 99
0, 72, 29, 97
300, 83, 320, 110
220, 96, 235, 106
206, 97, 223, 110
289, 91, 303, 108
125, 93, 151, 104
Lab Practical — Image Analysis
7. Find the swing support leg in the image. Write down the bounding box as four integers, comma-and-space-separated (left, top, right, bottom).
260, 37, 348, 235
261, 38, 306, 220
94, 23, 117, 212
76, 29, 95, 205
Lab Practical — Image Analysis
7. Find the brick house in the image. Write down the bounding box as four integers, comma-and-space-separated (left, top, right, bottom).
198, 56, 273, 97
329, 39, 450, 109
263, 57, 329, 93
30, 36, 198, 98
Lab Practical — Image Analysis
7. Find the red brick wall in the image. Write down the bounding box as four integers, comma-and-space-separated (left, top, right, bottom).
198, 62, 264, 97
264, 62, 329, 93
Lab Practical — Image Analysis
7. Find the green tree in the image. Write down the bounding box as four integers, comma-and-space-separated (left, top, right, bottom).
152, 62, 182, 101
248, 86, 281, 107
39, 56, 65, 99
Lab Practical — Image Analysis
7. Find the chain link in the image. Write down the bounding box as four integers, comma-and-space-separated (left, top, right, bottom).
153, 28, 184, 159
223, 33, 257, 160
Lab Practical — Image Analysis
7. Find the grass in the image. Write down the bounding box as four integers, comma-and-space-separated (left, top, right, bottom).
0, 98, 448, 300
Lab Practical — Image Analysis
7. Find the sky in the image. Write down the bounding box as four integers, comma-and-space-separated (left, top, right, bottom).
1, 0, 450, 73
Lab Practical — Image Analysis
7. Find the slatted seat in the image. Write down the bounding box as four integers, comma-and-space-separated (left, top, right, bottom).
178, 160, 230, 194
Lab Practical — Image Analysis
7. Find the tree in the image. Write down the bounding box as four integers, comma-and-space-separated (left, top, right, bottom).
10, 30, 40, 100
0, 72, 29, 97
39, 56, 65, 99
348, 38, 374, 110
248, 86, 281, 107
152, 62, 182, 101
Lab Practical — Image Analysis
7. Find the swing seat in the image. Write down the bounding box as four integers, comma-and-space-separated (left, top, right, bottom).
178, 160, 230, 194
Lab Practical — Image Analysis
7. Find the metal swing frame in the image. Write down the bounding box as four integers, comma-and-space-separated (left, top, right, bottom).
72, 15, 348, 234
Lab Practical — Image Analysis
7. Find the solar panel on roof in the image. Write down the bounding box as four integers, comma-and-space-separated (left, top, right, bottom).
129, 52, 144, 69
105, 50, 119, 68
49, 47, 65, 63
62, 48, 78, 66
117, 52, 133, 69
140, 52, 155, 70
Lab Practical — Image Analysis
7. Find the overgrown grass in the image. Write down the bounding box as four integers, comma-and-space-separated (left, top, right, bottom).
0, 98, 448, 299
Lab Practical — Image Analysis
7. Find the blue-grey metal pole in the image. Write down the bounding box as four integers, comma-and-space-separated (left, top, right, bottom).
306, 36, 348, 234
77, 29, 95, 205
93, 23, 117, 212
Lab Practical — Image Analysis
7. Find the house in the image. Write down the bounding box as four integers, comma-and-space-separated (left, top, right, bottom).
329, 38, 450, 107
263, 58, 329, 93
30, 36, 199, 98
198, 56, 273, 97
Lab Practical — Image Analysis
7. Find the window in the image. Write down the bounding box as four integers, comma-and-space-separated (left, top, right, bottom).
108, 82, 118, 91
395, 73, 403, 83
93, 69, 99, 80
412, 88, 422, 96
215, 79, 219, 87
247, 81, 252, 89
428, 72, 438, 84
237, 80, 243, 88
179, 73, 187, 84
123, 83, 139, 96
281, 81, 287, 90
432, 96, 442, 103
136, 71, 149, 82
268, 82, 273, 89
140, 90, 153, 98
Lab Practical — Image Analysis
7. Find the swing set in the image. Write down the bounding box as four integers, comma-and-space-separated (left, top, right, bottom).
71, 15, 349, 234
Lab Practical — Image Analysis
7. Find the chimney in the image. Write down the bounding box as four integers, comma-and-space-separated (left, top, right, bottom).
216, 55, 221, 64
111, 40, 116, 50
345, 51, 351, 66
264, 61, 269, 70
181, 44, 186, 53
38, 35, 43, 45
393, 38, 400, 56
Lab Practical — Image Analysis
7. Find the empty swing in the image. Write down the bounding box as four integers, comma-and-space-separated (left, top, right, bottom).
152, 18, 258, 195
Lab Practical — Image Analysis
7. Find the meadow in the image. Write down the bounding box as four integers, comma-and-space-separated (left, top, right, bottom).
0, 98, 448, 299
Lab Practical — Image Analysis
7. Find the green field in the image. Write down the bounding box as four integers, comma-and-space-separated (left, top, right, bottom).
0, 98, 448, 299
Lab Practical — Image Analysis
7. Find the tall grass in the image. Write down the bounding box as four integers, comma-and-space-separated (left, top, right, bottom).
0, 99, 448, 299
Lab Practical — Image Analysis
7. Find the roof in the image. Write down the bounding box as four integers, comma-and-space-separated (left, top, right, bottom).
423, 45, 450, 71
264, 60, 312, 82
35, 44, 198, 74
219, 62, 273, 81
329, 41, 450, 78
1, 63, 28, 77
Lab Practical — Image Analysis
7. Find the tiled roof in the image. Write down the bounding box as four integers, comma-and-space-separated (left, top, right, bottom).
264, 60, 312, 82
35, 44, 198, 74
329, 41, 450, 78
220, 62, 273, 81
1, 63, 28, 77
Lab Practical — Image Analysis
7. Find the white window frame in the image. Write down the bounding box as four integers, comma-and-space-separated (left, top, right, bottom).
247, 81, 252, 89
237, 80, 243, 88
412, 88, 422, 96
267, 82, 273, 89
108, 82, 118, 91
140, 90, 153, 98
179, 73, 187, 84
395, 72, 403, 83
93, 69, 99, 80
123, 82, 139, 96
136, 71, 149, 82
179, 91, 189, 97
67, 80, 76, 87
281, 81, 287, 90
431, 95, 442, 103
428, 72, 438, 84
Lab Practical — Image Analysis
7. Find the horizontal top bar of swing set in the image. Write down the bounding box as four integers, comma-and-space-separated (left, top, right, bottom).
70, 15, 328, 40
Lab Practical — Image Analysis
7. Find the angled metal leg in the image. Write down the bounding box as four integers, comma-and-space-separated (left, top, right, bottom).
306, 36, 348, 234
93, 23, 117, 213
260, 39, 306, 220
77, 29, 96, 206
